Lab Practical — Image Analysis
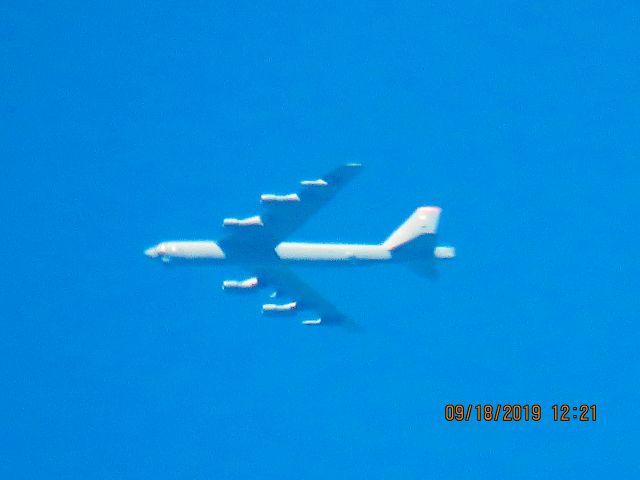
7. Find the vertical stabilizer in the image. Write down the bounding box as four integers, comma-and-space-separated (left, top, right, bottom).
382, 207, 441, 251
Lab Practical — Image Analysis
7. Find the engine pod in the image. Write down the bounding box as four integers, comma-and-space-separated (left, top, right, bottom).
434, 246, 456, 259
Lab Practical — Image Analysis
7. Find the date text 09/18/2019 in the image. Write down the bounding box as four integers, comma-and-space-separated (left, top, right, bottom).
444, 404, 597, 422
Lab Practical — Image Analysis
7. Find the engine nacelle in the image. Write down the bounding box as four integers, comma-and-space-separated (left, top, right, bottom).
223, 215, 263, 226
300, 179, 328, 186
434, 246, 456, 259
302, 318, 322, 325
222, 277, 259, 289
262, 301, 297, 312
260, 193, 300, 202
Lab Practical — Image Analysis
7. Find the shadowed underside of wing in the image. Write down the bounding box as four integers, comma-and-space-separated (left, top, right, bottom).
218, 164, 363, 326
219, 164, 362, 255
253, 265, 347, 326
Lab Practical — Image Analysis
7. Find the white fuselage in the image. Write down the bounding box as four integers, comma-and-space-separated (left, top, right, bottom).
275, 242, 391, 261
144, 206, 457, 264
144, 240, 393, 262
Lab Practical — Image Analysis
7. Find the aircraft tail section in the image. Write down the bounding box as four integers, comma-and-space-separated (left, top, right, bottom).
382, 206, 441, 251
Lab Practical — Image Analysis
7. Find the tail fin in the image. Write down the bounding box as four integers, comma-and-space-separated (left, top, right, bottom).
382, 206, 441, 251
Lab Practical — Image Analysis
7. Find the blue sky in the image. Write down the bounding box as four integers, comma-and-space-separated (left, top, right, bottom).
2, 1, 639, 478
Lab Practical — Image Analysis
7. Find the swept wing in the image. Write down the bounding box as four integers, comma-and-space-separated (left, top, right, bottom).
219, 163, 362, 254
254, 264, 347, 326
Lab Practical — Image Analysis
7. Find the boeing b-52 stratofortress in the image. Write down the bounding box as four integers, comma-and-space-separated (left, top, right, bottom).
144, 164, 455, 326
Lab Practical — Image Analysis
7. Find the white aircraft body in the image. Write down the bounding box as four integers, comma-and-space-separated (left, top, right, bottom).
144, 164, 455, 326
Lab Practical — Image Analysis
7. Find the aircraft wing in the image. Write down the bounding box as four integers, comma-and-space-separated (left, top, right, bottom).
253, 264, 348, 326
219, 164, 362, 252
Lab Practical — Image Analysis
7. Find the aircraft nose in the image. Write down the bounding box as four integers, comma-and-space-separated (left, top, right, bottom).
144, 246, 158, 257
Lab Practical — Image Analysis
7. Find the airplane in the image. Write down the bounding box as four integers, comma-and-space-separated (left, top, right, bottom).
144, 164, 455, 326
